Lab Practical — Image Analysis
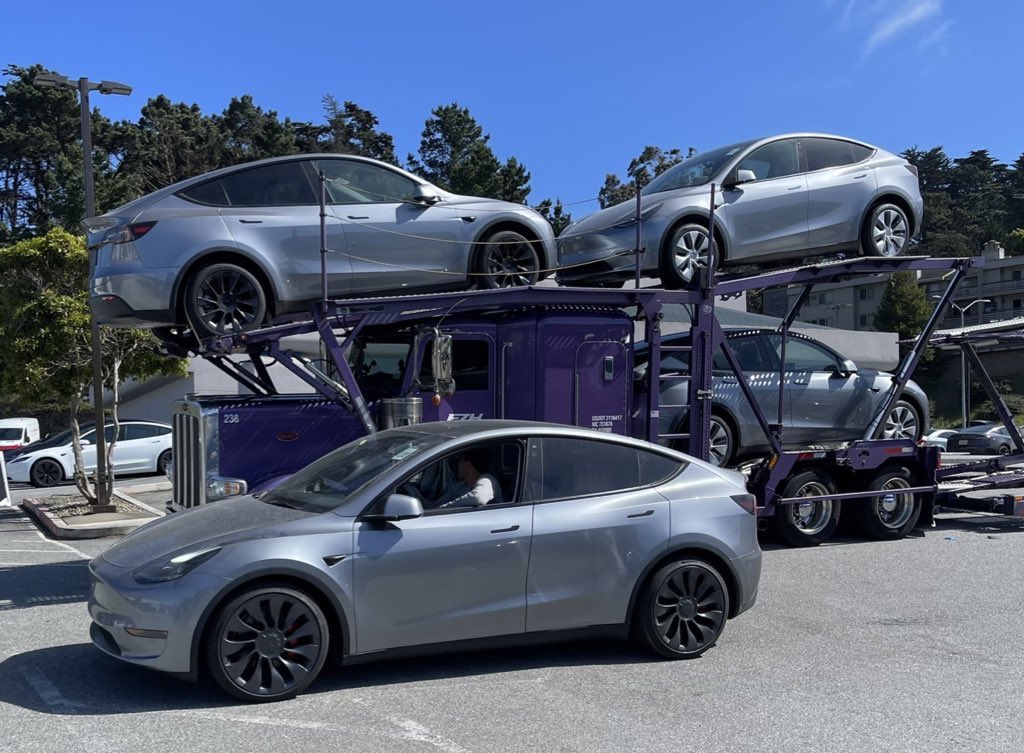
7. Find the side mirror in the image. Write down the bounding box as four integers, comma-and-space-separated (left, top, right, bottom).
80, 439, 92, 446
381, 493, 424, 520
725, 168, 757, 189
840, 359, 858, 374
406, 184, 442, 206
432, 332, 455, 397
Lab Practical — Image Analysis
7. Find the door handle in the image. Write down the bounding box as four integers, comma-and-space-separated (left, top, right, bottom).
347, 215, 369, 220
787, 185, 802, 191
627, 510, 655, 519
238, 219, 262, 224
490, 524, 519, 534
853, 174, 867, 179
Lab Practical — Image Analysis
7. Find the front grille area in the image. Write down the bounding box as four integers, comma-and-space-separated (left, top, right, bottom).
172, 405, 205, 508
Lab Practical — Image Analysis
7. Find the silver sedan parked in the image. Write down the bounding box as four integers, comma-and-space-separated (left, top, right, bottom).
557, 133, 923, 288
88, 420, 761, 702
636, 329, 929, 466
85, 155, 556, 338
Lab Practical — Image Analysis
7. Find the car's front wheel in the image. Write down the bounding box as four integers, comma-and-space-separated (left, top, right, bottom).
636, 558, 729, 659
477, 230, 540, 289
660, 223, 710, 289
883, 400, 922, 441
30, 458, 64, 488
862, 203, 910, 257
184, 262, 268, 338
206, 584, 330, 702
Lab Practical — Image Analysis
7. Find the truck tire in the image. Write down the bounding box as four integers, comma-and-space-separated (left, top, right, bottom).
852, 465, 921, 540
635, 558, 729, 659
769, 469, 841, 547
184, 262, 268, 338
206, 584, 330, 702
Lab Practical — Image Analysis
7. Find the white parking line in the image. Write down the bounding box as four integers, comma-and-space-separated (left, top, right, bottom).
30, 528, 90, 559
20, 664, 87, 714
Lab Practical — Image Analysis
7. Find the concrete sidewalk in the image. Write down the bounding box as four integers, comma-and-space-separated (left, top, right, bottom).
20, 481, 169, 540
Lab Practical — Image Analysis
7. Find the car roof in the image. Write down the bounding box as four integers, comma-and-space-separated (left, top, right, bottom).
388, 419, 669, 452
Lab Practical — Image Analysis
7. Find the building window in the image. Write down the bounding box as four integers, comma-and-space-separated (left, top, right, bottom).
858, 287, 874, 301
1013, 271, 1022, 282
859, 314, 874, 327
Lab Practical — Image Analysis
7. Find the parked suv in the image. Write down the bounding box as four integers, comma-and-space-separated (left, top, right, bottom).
85, 155, 556, 339
635, 329, 929, 466
557, 133, 923, 288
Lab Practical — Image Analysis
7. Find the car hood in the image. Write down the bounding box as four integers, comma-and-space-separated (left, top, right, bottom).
561, 186, 710, 237
100, 495, 319, 569
441, 194, 537, 214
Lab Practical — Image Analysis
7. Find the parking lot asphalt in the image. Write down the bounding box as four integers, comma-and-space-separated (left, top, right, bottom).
1, 502, 1022, 753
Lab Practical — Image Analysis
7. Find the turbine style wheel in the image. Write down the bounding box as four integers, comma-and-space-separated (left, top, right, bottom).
637, 559, 729, 659
853, 465, 921, 540
883, 400, 921, 441
207, 585, 330, 702
30, 458, 64, 488
185, 262, 268, 338
478, 230, 540, 289
661, 223, 710, 289
769, 469, 841, 547
862, 203, 910, 257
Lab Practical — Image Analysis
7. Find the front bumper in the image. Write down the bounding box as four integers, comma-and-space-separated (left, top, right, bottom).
6, 459, 32, 484
88, 555, 227, 674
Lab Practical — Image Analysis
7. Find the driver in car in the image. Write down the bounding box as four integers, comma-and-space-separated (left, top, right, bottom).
435, 448, 502, 509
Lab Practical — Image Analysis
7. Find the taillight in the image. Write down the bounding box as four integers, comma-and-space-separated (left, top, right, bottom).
103, 221, 157, 245
731, 493, 757, 515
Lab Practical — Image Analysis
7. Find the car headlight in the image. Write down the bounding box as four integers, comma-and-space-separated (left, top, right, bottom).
612, 202, 663, 228
132, 547, 221, 584
207, 476, 247, 501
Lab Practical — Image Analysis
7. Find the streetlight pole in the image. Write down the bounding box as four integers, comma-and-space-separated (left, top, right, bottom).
34, 72, 132, 511
942, 298, 991, 429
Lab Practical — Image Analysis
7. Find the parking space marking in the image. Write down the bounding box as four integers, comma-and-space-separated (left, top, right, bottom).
20, 664, 87, 714
349, 697, 473, 753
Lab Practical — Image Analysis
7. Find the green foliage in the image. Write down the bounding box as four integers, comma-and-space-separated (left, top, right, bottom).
598, 146, 684, 208
321, 95, 397, 164
874, 272, 932, 344
533, 198, 573, 236
1004, 228, 1024, 256
406, 103, 531, 202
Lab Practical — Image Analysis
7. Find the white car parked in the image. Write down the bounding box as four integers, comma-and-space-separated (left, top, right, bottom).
5, 421, 172, 487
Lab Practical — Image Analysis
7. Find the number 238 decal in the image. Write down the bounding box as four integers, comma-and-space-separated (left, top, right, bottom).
222, 414, 240, 424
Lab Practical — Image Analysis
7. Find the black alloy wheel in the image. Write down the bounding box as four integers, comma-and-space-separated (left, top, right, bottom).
185, 263, 268, 338
478, 230, 540, 289
207, 585, 330, 702
637, 559, 729, 659
30, 458, 64, 488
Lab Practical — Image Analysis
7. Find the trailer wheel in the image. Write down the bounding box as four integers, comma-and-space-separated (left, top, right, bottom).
769, 469, 841, 547
635, 558, 729, 659
477, 229, 540, 289
660, 223, 710, 289
853, 466, 921, 540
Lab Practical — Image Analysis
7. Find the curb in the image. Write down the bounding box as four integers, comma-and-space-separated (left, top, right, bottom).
21, 498, 159, 540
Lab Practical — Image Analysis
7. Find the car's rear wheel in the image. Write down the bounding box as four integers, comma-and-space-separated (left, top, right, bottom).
636, 558, 729, 659
477, 230, 540, 289
862, 203, 910, 257
157, 449, 172, 476
206, 584, 330, 702
769, 469, 841, 547
853, 465, 921, 540
998, 444, 1011, 456
660, 223, 710, 289
30, 458, 64, 488
883, 400, 922, 441
184, 263, 268, 338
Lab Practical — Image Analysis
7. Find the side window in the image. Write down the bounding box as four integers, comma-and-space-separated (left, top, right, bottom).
419, 338, 490, 391
639, 449, 685, 485
525, 437, 644, 502
390, 440, 523, 512
216, 161, 316, 206
802, 138, 869, 171
180, 179, 230, 206
314, 159, 417, 204
737, 139, 800, 181
126, 424, 162, 440
713, 335, 769, 372
767, 335, 840, 372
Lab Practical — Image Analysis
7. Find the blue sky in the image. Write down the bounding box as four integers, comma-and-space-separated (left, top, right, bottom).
7, 0, 1023, 215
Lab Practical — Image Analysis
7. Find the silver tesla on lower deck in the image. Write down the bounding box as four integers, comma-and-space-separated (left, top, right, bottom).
89, 420, 761, 702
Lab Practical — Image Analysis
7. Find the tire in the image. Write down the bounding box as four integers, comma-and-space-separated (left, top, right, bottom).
853, 465, 922, 540
30, 458, 64, 488
184, 262, 268, 338
477, 230, 540, 289
708, 415, 736, 467
998, 444, 1011, 456
861, 203, 910, 257
206, 584, 330, 702
636, 558, 729, 659
157, 449, 172, 476
883, 400, 922, 441
769, 469, 841, 547
660, 223, 710, 289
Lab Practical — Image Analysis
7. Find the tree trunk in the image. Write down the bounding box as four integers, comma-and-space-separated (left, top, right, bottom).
70, 380, 97, 503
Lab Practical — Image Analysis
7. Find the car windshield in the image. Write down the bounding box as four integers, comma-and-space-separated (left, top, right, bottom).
17, 427, 78, 452
259, 430, 448, 513
0, 428, 23, 440
642, 140, 755, 195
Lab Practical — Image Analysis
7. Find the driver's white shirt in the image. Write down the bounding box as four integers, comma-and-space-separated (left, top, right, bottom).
437, 474, 501, 508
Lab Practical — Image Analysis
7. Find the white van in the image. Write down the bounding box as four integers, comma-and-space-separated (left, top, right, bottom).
0, 418, 41, 452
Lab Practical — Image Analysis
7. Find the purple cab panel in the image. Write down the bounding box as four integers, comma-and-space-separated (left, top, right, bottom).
215, 398, 363, 492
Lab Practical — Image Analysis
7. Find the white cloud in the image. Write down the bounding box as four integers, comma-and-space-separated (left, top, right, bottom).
917, 18, 953, 53
862, 1, 943, 58
840, 0, 857, 29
